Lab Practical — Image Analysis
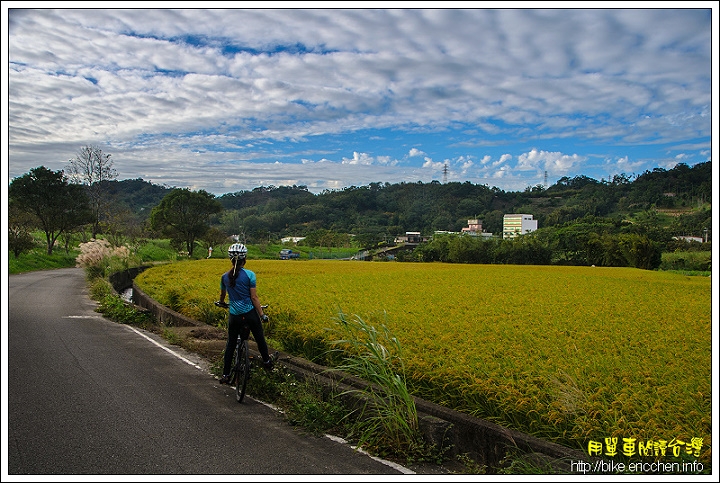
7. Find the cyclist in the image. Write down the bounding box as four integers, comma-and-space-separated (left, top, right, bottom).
218, 243, 275, 384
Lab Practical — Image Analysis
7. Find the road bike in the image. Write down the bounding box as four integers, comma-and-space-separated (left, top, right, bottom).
214, 302, 276, 403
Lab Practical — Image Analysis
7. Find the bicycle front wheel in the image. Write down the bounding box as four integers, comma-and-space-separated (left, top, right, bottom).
235, 340, 250, 403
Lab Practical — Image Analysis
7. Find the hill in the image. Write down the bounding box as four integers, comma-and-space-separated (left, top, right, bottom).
102, 161, 711, 247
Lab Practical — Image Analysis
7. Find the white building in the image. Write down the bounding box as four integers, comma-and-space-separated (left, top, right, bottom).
281, 236, 306, 244
503, 214, 538, 239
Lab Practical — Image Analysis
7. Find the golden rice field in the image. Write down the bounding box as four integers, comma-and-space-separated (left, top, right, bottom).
135, 259, 712, 463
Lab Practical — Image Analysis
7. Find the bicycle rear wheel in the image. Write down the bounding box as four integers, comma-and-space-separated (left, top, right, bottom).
235, 339, 250, 403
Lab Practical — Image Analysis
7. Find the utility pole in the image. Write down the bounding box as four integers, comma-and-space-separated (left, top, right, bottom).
443, 163, 448, 184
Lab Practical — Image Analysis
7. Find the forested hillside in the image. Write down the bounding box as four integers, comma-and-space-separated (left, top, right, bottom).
102, 161, 711, 248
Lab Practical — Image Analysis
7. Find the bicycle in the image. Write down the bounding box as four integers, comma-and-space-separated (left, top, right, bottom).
214, 301, 276, 403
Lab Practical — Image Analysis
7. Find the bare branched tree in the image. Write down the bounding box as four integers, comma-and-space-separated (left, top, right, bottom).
67, 145, 118, 238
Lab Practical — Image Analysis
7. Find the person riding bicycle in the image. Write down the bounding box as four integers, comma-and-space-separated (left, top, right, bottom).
218, 243, 276, 384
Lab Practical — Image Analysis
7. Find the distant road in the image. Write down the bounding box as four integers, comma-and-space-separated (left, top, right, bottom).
6, 268, 408, 476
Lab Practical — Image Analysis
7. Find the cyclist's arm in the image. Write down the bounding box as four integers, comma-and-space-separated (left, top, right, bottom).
250, 287, 265, 318
219, 287, 227, 304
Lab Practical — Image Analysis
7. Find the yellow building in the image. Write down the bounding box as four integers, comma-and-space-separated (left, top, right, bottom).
503, 214, 537, 239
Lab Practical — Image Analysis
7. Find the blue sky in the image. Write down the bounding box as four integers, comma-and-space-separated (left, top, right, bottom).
4, 4, 717, 195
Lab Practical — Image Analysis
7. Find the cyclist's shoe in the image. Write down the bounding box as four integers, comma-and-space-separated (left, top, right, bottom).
219, 374, 232, 385
263, 351, 279, 370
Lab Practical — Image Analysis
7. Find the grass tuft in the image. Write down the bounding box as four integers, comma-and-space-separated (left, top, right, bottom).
326, 311, 427, 459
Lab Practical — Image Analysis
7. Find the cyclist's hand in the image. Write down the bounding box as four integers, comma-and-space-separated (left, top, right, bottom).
261, 314, 269, 323
215, 301, 229, 308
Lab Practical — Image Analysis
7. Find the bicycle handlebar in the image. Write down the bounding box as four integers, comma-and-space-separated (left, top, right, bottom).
214, 301, 269, 310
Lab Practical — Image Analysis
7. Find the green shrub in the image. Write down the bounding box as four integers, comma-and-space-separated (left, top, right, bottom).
660, 250, 711, 271
248, 367, 350, 436
76, 239, 137, 279
90, 278, 154, 327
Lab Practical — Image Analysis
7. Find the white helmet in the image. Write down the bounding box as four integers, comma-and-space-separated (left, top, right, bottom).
228, 243, 247, 260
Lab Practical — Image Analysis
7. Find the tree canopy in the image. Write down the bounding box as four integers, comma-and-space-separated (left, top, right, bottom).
149, 188, 223, 257
8, 166, 92, 255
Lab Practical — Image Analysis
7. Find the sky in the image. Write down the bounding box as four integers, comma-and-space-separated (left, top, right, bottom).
3, 4, 718, 196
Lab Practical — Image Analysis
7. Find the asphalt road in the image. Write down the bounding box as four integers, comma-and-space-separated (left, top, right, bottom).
6, 268, 410, 476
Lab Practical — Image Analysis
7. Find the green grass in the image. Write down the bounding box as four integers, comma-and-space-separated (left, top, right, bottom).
8, 247, 79, 274
134, 239, 180, 261
244, 364, 351, 436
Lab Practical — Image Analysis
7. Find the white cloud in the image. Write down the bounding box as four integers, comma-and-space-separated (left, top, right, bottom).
609, 156, 646, 176
5, 8, 713, 195
341, 152, 374, 165
517, 149, 584, 174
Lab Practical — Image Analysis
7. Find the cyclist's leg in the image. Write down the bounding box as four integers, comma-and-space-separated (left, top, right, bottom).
247, 312, 276, 367
222, 313, 241, 380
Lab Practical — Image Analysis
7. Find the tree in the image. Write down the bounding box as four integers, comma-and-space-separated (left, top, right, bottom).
9, 166, 92, 255
8, 201, 37, 258
618, 234, 662, 270
66, 145, 117, 238
149, 188, 223, 257
201, 227, 230, 256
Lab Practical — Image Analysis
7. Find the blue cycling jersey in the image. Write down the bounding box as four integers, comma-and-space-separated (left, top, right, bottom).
221, 268, 256, 315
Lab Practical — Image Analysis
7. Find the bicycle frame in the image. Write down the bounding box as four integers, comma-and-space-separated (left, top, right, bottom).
216, 302, 268, 403
231, 326, 251, 403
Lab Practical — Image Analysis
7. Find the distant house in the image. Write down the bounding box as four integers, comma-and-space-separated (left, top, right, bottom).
503, 214, 538, 239
673, 236, 703, 244
394, 231, 426, 245
281, 236, 306, 244
461, 219, 482, 234
434, 220, 493, 239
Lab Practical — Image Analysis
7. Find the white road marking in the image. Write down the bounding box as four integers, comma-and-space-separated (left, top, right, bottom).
324, 434, 416, 475
126, 325, 204, 370
122, 323, 415, 475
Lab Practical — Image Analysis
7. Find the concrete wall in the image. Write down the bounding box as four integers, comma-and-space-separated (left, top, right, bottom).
131, 282, 204, 327
270, 351, 589, 472
107, 266, 203, 327
108, 265, 151, 292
